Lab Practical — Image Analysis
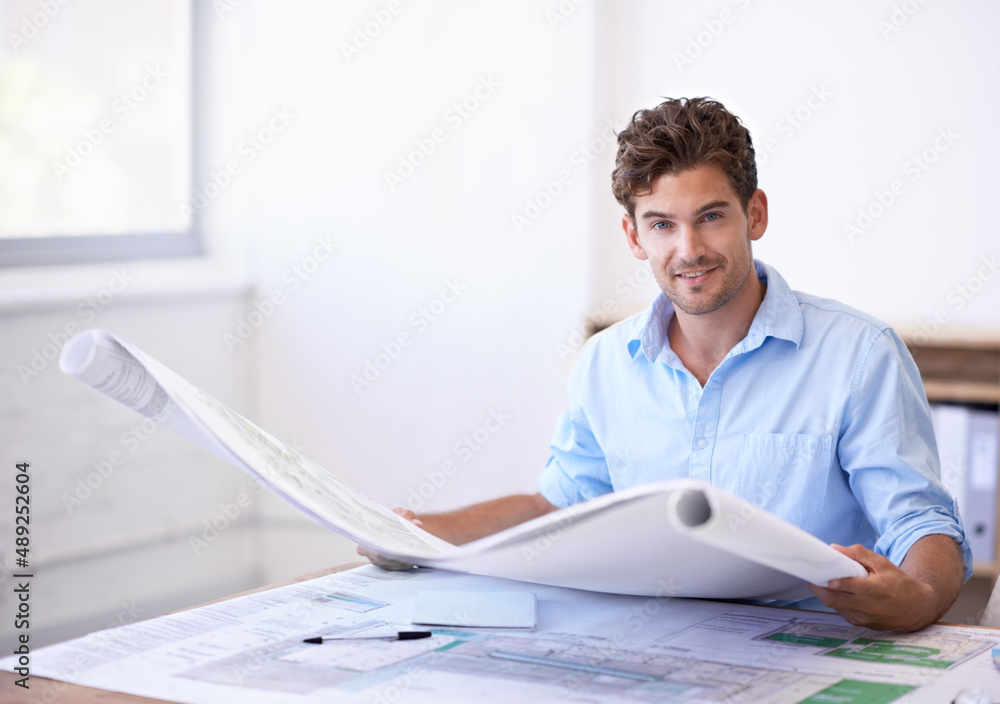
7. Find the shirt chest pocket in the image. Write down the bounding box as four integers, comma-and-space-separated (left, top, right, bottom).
735, 433, 832, 524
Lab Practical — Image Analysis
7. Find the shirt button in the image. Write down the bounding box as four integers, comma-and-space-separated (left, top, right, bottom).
697, 438, 708, 449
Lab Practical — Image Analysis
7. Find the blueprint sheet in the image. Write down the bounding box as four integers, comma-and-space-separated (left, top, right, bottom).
58, 329, 865, 601
2, 565, 998, 703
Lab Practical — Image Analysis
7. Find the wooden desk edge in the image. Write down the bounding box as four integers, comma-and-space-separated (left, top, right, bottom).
0, 562, 366, 704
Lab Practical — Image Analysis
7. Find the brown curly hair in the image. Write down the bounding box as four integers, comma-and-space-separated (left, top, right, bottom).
612, 97, 757, 218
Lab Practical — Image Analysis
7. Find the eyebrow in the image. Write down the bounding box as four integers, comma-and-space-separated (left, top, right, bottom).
639, 200, 732, 221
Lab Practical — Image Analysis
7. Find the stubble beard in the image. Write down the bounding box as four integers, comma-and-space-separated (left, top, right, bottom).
664, 241, 754, 317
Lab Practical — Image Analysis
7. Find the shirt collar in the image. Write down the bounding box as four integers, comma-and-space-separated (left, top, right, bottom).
627, 259, 804, 363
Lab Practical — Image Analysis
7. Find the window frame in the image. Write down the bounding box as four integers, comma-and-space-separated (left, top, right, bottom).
0, 0, 201, 269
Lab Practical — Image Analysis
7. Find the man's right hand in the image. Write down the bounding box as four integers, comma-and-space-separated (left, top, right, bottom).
356, 507, 423, 571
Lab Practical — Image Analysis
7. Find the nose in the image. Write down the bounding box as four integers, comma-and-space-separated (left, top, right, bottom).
675, 225, 707, 262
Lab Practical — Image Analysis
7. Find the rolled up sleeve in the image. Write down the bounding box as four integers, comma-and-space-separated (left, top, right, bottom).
537, 407, 611, 508
838, 327, 972, 579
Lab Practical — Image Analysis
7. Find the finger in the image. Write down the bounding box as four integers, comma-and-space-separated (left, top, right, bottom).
823, 579, 897, 615
374, 556, 417, 571
827, 563, 891, 593
810, 585, 868, 614
830, 543, 870, 561
357, 544, 379, 559
806, 584, 867, 625
830, 544, 888, 577
357, 543, 417, 571
808, 582, 853, 603
808, 583, 832, 601
357, 545, 381, 562
390, 506, 424, 527
825, 576, 866, 593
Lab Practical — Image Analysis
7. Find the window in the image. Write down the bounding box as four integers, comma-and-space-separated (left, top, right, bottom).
0, 0, 198, 266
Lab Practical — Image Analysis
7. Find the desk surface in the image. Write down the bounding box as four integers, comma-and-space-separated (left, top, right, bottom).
3, 562, 999, 704
0, 563, 362, 704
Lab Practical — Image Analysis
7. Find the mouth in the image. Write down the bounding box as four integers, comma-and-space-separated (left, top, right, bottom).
674, 267, 716, 284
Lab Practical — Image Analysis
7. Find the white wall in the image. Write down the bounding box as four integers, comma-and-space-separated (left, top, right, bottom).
592, 0, 1000, 330
0, 294, 259, 651
202, 0, 600, 581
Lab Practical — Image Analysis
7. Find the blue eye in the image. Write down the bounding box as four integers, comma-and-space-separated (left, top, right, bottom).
652, 221, 671, 230
704, 212, 720, 222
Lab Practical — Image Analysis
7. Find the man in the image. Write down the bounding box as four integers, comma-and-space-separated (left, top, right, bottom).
361, 97, 970, 632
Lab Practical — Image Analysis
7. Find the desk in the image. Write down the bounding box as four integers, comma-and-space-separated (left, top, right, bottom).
0, 563, 360, 704
3, 563, 999, 704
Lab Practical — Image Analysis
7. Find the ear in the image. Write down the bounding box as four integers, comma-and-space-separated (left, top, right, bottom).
747, 189, 768, 242
622, 213, 648, 260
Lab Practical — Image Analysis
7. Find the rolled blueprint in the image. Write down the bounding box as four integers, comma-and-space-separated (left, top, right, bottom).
61, 329, 865, 600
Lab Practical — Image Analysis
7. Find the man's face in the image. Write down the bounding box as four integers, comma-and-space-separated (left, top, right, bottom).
622, 164, 767, 317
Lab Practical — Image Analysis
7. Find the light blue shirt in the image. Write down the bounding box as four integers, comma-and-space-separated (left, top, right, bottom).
538, 260, 972, 578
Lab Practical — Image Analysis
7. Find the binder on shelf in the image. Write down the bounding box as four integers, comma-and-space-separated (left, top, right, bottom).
930, 403, 971, 522
966, 408, 1000, 565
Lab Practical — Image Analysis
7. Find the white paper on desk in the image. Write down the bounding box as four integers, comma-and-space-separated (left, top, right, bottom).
5, 566, 999, 704
61, 329, 865, 600
411, 590, 537, 628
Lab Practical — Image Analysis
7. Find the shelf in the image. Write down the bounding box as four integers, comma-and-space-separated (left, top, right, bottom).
894, 323, 1000, 350
973, 561, 999, 579
923, 380, 1000, 405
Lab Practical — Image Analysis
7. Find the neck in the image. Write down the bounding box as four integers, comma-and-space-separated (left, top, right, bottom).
668, 273, 766, 386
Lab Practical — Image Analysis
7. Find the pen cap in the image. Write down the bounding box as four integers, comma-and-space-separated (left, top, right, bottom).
397, 631, 432, 640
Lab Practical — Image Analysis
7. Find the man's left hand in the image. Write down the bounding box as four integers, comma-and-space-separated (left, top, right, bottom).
809, 543, 941, 632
